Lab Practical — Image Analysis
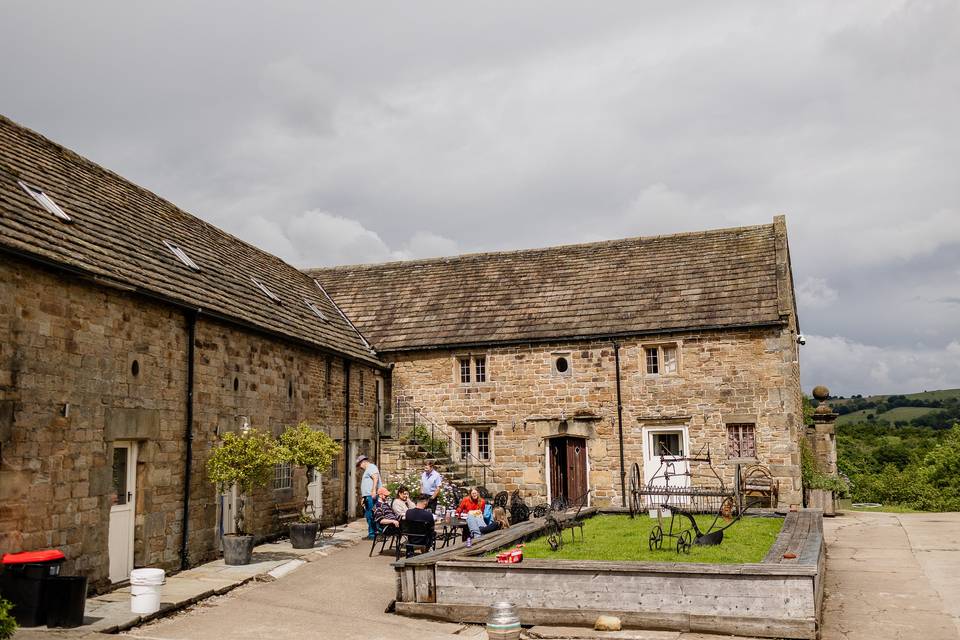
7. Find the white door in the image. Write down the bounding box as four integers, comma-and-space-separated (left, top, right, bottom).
347, 442, 358, 518
307, 469, 322, 520
218, 484, 238, 545
108, 442, 137, 583
642, 427, 689, 515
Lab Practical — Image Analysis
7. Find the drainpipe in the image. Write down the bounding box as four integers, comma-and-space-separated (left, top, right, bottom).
613, 342, 626, 507
342, 359, 351, 521
179, 310, 198, 570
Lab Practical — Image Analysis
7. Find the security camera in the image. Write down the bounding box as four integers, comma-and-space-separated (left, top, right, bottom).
796, 334, 806, 346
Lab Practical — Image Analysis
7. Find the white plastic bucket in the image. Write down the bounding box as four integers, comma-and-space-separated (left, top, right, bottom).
130, 568, 165, 614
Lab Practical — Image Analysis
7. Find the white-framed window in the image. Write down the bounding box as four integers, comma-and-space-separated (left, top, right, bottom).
644, 343, 679, 375
304, 300, 328, 322
19, 181, 72, 222
251, 277, 282, 305
456, 354, 489, 384
457, 427, 492, 461
727, 423, 756, 458
273, 461, 293, 490
163, 240, 201, 272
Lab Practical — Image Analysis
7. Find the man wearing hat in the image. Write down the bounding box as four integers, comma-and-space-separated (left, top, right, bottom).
356, 455, 381, 539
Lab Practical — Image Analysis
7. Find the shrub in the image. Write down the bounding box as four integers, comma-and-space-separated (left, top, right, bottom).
385, 470, 457, 509
206, 428, 282, 535
277, 422, 342, 521
406, 424, 449, 460
0, 598, 17, 640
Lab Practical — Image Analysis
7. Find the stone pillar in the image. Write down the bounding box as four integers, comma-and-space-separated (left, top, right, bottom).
807, 385, 838, 475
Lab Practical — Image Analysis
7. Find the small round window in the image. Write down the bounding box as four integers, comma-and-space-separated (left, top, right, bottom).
555, 356, 569, 373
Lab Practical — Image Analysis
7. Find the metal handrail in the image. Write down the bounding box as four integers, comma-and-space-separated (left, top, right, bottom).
394, 396, 494, 490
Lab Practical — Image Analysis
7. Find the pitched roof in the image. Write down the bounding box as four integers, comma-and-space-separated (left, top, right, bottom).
309, 218, 796, 352
0, 115, 382, 366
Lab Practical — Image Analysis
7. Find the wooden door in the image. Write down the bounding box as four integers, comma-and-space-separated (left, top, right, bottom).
565, 437, 588, 501
549, 439, 566, 502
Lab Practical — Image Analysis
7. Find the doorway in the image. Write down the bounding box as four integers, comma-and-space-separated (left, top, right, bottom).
547, 437, 588, 504
218, 484, 239, 546
108, 441, 138, 583
642, 426, 690, 513
347, 441, 358, 518
307, 468, 322, 520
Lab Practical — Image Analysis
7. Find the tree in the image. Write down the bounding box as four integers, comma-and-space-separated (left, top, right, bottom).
206, 428, 281, 535
277, 422, 341, 508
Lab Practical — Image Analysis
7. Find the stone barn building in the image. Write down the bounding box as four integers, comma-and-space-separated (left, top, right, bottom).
0, 113, 804, 591
0, 115, 385, 590
310, 217, 804, 509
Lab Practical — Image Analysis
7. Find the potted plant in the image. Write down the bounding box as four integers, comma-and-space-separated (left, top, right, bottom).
278, 422, 341, 548
207, 427, 280, 565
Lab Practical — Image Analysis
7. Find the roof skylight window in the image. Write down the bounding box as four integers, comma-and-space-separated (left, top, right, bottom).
251, 277, 282, 305
305, 300, 328, 322
18, 181, 72, 222
163, 240, 201, 272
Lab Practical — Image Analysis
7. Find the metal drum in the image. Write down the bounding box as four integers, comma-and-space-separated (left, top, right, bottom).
486, 601, 521, 640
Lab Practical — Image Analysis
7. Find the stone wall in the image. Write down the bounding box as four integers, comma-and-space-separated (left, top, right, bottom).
0, 255, 379, 589
386, 325, 803, 507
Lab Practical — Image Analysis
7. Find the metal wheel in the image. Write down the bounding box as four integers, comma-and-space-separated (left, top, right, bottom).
676, 529, 692, 554
629, 463, 642, 517
648, 525, 663, 551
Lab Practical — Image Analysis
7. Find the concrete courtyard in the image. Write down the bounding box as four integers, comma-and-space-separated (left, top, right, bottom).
12, 510, 960, 640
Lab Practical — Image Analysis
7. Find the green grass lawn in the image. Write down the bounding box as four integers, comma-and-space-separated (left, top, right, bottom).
837, 406, 936, 426
850, 503, 918, 513
520, 514, 783, 564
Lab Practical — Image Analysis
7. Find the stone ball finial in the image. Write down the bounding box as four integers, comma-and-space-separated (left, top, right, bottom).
812, 385, 830, 401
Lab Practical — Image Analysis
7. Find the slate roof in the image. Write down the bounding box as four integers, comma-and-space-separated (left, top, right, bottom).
0, 115, 382, 366
309, 218, 796, 352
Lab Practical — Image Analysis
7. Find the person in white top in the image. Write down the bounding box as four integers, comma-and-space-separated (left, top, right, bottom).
391, 485, 416, 518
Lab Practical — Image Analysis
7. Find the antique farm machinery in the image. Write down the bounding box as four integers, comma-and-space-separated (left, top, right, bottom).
629, 443, 760, 553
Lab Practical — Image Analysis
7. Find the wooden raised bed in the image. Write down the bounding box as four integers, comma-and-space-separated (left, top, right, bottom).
393, 509, 825, 639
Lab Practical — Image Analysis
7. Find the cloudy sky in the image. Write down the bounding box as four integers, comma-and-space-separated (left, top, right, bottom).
2, 1, 958, 396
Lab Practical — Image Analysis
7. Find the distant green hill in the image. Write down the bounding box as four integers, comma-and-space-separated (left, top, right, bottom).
828, 388, 960, 428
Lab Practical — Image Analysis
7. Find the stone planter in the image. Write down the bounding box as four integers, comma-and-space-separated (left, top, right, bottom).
289, 522, 319, 549
222, 534, 255, 565
805, 489, 835, 516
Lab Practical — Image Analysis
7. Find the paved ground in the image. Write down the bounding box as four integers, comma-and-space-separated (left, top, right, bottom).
821, 511, 960, 640
13, 511, 960, 640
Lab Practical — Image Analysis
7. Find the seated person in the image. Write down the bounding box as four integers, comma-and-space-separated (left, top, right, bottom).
391, 485, 416, 518
401, 494, 437, 557
373, 487, 400, 530
466, 506, 510, 539
454, 487, 486, 541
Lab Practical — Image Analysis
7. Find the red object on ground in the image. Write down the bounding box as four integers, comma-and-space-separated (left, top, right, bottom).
1, 550, 65, 565
496, 545, 524, 564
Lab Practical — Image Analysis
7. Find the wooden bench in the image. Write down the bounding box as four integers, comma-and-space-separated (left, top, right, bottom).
274, 499, 315, 527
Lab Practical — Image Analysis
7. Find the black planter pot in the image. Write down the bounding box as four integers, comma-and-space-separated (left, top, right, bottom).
289, 522, 319, 549
222, 534, 255, 565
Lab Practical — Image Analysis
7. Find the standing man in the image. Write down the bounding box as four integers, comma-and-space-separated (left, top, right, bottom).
357, 455, 380, 539
420, 460, 443, 513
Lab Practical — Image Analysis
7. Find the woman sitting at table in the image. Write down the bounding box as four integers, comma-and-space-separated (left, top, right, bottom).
391, 485, 416, 518
466, 506, 510, 540
454, 487, 485, 519
454, 487, 486, 541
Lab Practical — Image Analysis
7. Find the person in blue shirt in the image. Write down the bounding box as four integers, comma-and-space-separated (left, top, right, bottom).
357, 455, 381, 539
420, 461, 443, 513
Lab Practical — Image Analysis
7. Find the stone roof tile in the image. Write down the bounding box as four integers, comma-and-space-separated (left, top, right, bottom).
309, 220, 792, 352
0, 115, 382, 366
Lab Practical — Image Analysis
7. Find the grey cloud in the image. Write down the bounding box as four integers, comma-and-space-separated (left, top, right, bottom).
2, 0, 958, 393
